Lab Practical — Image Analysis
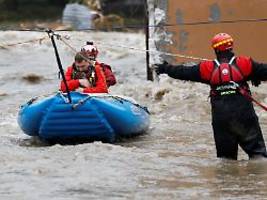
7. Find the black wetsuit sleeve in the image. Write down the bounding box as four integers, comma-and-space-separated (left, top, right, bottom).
163, 64, 202, 82
251, 60, 267, 81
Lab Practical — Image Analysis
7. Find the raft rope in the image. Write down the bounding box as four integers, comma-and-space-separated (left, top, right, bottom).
96, 41, 209, 61
54, 32, 209, 61
68, 92, 150, 114
0, 36, 48, 49
0, 30, 209, 61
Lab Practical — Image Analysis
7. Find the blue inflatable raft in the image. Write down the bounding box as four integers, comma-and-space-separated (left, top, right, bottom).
18, 92, 150, 142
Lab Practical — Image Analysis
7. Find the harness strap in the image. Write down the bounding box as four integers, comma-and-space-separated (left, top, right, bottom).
71, 64, 97, 86
238, 87, 267, 111
228, 57, 235, 81
214, 59, 220, 66
231, 81, 267, 111
229, 56, 236, 65
214, 56, 236, 66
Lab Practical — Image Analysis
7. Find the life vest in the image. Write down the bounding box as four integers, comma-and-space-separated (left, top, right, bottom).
210, 57, 244, 85
199, 56, 253, 95
100, 63, 111, 71
199, 56, 267, 110
99, 62, 116, 87
71, 63, 98, 87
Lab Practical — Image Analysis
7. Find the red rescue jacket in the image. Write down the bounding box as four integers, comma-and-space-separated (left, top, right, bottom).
60, 63, 108, 93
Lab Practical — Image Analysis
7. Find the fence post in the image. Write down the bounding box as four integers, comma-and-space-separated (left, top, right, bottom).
144, 0, 153, 81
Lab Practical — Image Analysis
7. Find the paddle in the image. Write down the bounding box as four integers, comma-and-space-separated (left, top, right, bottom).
46, 29, 72, 103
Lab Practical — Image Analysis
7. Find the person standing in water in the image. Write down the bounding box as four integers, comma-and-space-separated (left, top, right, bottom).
155, 33, 267, 160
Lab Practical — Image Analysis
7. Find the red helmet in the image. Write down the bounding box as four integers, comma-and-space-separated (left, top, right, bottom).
81, 41, 98, 59
211, 33, 233, 51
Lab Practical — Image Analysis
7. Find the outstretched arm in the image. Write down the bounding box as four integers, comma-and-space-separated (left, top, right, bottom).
155, 62, 202, 82
251, 60, 267, 81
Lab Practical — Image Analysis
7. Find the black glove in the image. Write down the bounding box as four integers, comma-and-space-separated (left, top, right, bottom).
251, 79, 261, 87
154, 61, 169, 75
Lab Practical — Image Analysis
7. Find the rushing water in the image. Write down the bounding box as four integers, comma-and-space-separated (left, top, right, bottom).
0, 31, 267, 200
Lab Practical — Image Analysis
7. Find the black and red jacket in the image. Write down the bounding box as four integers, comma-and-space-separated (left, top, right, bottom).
159, 53, 267, 159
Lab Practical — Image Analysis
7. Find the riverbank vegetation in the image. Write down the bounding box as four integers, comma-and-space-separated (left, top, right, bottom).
0, 0, 146, 31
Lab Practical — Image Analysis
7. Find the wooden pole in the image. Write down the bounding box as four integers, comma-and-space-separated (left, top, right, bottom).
47, 30, 72, 103
144, 0, 153, 81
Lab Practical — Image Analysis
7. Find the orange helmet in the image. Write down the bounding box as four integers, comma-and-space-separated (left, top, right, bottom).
211, 33, 233, 51
81, 41, 99, 59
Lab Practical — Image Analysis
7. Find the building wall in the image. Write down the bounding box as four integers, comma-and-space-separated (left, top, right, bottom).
154, 0, 267, 63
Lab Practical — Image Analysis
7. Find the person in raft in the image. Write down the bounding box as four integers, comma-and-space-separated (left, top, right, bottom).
81, 41, 116, 87
60, 51, 108, 93
155, 33, 267, 160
